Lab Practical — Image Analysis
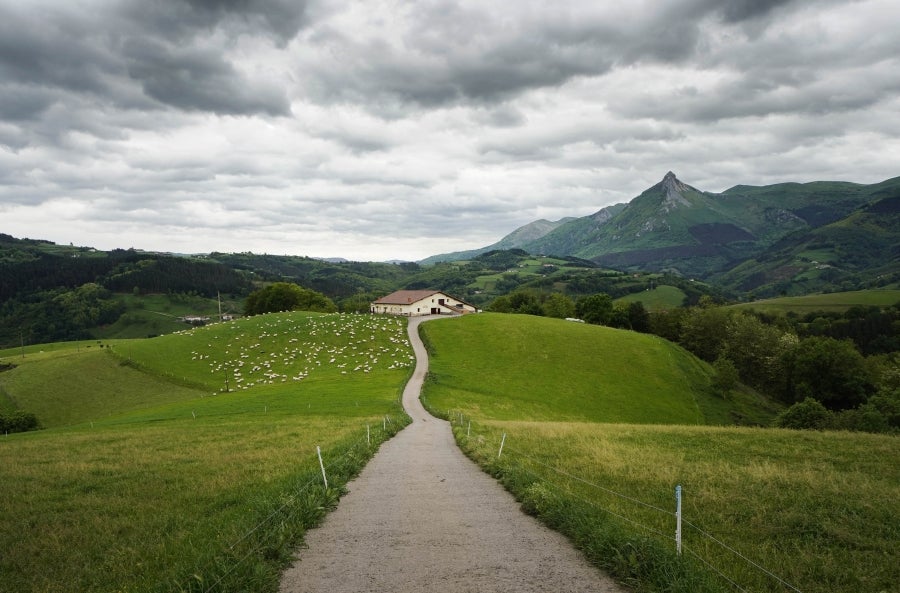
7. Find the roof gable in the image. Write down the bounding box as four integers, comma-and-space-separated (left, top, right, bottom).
372, 290, 442, 305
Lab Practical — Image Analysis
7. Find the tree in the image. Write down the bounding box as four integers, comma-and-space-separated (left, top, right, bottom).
626, 301, 650, 332
542, 293, 575, 319
711, 356, 739, 398
720, 312, 793, 393
780, 337, 873, 409
679, 306, 730, 362
244, 282, 336, 316
576, 293, 614, 325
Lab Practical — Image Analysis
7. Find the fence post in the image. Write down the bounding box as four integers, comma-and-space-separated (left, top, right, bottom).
467, 421, 471, 438
675, 484, 683, 555
498, 433, 506, 458
367, 424, 370, 445
317, 446, 328, 489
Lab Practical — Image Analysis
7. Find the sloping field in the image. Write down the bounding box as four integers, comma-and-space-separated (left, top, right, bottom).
0, 312, 412, 593
730, 289, 900, 313
421, 313, 773, 426
615, 285, 687, 311
0, 347, 204, 427
420, 314, 899, 593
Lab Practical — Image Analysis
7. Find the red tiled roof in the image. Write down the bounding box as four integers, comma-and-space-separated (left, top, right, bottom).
372, 290, 442, 305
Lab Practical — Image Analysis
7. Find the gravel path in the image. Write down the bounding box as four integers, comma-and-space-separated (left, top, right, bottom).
279, 315, 624, 593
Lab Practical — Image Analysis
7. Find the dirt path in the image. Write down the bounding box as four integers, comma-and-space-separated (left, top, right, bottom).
279, 316, 624, 593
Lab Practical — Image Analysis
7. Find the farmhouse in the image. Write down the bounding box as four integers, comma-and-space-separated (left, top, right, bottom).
371, 290, 478, 317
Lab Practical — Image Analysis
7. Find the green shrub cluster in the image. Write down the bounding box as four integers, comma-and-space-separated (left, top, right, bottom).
775, 391, 900, 433
0, 410, 39, 434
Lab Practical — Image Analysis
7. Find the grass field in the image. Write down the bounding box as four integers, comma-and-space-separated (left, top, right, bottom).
730, 289, 900, 314
420, 314, 899, 593
615, 285, 687, 311
421, 313, 777, 427
0, 312, 412, 593
92, 292, 242, 340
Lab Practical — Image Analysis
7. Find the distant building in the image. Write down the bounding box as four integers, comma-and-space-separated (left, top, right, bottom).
370, 290, 478, 317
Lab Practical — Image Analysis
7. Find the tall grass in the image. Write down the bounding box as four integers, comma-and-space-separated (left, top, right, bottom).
0, 312, 413, 592
421, 315, 899, 593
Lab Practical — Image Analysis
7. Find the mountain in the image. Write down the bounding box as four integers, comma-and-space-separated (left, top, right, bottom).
715, 190, 900, 296
431, 172, 900, 296
419, 217, 577, 264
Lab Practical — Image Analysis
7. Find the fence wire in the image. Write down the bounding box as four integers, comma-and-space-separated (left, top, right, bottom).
452, 412, 803, 593
181, 421, 396, 593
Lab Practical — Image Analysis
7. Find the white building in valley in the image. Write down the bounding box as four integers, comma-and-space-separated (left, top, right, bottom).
370, 290, 478, 317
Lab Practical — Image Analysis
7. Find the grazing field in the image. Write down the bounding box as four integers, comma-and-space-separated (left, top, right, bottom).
420, 314, 899, 593
92, 292, 241, 340
729, 289, 900, 314
421, 313, 777, 427
615, 285, 687, 311
0, 312, 412, 593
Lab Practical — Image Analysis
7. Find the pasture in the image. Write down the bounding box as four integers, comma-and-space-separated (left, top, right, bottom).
615, 284, 687, 311
421, 314, 899, 593
421, 313, 776, 427
729, 289, 900, 314
0, 312, 413, 593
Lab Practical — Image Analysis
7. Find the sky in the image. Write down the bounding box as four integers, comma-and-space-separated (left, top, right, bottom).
1, 0, 899, 262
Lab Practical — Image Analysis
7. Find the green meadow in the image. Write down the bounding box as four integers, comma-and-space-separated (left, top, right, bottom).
615, 285, 688, 311
421, 314, 899, 593
0, 312, 413, 593
421, 313, 776, 427
729, 289, 900, 314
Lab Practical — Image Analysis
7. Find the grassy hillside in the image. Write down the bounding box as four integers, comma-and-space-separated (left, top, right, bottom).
615, 285, 687, 311
0, 312, 412, 593
419, 314, 897, 593
729, 289, 900, 314
420, 313, 776, 427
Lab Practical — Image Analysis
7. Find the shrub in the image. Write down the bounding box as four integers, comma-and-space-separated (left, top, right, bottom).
774, 397, 833, 430
0, 410, 40, 434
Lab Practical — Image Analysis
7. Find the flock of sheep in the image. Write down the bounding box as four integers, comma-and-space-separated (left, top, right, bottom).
178, 313, 414, 392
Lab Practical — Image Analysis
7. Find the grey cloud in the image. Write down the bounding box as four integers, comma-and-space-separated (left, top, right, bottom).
123, 38, 290, 116
294, 1, 818, 113
121, 0, 310, 46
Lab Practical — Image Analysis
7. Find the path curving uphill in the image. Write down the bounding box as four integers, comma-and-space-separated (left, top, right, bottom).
279, 315, 624, 593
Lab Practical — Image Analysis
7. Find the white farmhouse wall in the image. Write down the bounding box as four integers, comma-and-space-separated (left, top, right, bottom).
371, 291, 477, 316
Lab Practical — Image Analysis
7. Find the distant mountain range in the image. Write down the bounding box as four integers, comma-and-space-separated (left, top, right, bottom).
424, 172, 900, 297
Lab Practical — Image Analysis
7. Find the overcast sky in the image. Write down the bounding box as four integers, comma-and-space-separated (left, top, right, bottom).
1, 0, 899, 261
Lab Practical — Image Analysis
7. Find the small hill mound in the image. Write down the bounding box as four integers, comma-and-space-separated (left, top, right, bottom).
421, 313, 775, 426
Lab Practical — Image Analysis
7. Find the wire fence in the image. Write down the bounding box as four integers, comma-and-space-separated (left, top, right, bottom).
448, 411, 804, 593
177, 415, 402, 593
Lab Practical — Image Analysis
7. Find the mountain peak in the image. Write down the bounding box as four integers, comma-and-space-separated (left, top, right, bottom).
660, 171, 691, 210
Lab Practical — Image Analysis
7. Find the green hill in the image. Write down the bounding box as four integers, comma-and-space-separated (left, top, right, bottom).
421, 313, 776, 426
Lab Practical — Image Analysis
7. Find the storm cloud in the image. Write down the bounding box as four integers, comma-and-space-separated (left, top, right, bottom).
0, 0, 898, 261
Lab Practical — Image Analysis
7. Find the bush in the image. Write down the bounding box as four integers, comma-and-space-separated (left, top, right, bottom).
774, 397, 833, 430
0, 410, 40, 434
